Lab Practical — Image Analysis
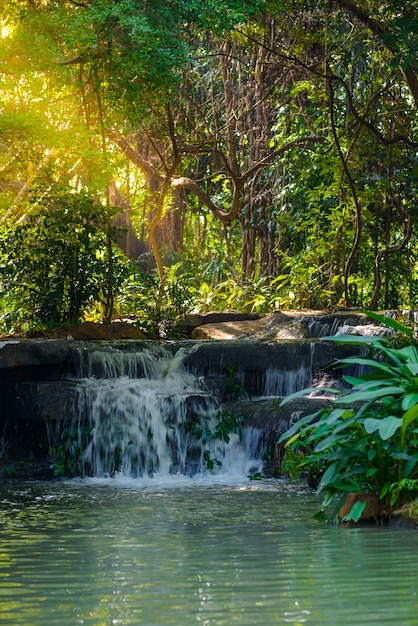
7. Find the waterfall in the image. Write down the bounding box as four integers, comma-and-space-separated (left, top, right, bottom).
1, 312, 387, 481
70, 343, 263, 479
301, 312, 384, 338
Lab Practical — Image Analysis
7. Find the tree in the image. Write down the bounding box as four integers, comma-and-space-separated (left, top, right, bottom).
0, 0, 417, 314
253, 0, 418, 307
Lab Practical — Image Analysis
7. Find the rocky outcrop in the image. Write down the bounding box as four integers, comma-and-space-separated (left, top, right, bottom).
0, 338, 71, 382
191, 310, 381, 340
182, 338, 359, 396
0, 338, 70, 370
66, 321, 146, 340
0, 310, 382, 480
191, 312, 306, 340
0, 322, 146, 378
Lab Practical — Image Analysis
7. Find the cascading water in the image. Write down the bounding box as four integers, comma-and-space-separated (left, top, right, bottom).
70, 342, 263, 480
1, 311, 387, 480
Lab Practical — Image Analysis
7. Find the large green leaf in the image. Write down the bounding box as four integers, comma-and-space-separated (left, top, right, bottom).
323, 408, 352, 424
329, 334, 405, 371
317, 462, 338, 489
343, 374, 371, 387
329, 480, 360, 492
343, 377, 398, 392
396, 345, 418, 363
402, 455, 418, 478
320, 334, 383, 346
314, 433, 345, 453
401, 404, 418, 441
341, 500, 367, 523
378, 416, 403, 440
339, 357, 397, 377
279, 387, 340, 405
335, 385, 404, 404
328, 447, 366, 461
368, 448, 377, 461
349, 379, 402, 392
364, 417, 381, 434
312, 421, 336, 439
364, 415, 403, 440
401, 393, 418, 411
278, 410, 323, 443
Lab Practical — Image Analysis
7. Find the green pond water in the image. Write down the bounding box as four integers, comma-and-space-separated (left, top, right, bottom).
1, 477, 417, 626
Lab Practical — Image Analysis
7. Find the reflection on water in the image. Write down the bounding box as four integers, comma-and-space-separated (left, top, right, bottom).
0, 478, 418, 625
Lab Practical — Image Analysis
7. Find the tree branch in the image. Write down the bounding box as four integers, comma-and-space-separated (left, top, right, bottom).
327, 74, 362, 307
242, 136, 324, 182
110, 133, 164, 183
171, 176, 242, 225
333, 0, 418, 108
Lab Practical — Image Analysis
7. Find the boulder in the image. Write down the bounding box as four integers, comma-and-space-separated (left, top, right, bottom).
0, 339, 70, 370
67, 321, 146, 340
191, 312, 306, 340
181, 311, 260, 338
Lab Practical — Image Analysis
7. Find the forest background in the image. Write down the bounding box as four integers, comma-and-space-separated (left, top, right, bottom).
0, 0, 417, 336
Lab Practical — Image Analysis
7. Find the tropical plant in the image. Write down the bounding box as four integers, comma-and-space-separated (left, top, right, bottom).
118, 262, 197, 338
279, 312, 418, 522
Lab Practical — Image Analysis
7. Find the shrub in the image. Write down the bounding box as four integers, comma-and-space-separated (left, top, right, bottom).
0, 188, 126, 331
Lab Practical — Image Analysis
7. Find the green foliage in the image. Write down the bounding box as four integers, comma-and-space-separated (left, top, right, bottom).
224, 364, 250, 401
279, 312, 418, 521
49, 425, 90, 477
0, 188, 127, 331
190, 410, 245, 470
1, 0, 418, 318
118, 262, 196, 338
4, 464, 16, 478
248, 472, 265, 481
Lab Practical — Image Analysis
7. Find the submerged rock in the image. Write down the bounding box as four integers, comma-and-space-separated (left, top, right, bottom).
339, 493, 381, 522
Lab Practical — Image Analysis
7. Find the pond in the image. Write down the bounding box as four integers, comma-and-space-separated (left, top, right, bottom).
1, 477, 417, 625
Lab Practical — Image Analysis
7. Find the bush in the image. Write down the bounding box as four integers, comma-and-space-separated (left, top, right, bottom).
0, 188, 127, 331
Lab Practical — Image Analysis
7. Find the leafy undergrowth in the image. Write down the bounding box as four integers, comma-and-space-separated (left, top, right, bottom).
279, 311, 418, 525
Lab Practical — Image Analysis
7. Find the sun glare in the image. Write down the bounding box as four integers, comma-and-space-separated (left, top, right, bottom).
1, 23, 13, 39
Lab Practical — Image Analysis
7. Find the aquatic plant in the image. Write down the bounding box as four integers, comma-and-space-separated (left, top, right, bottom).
49, 425, 90, 477
191, 409, 245, 470
279, 311, 418, 522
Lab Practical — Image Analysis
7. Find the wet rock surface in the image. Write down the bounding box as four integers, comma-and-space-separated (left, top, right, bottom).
0, 310, 382, 479
0, 338, 70, 370
191, 310, 379, 340
191, 312, 306, 340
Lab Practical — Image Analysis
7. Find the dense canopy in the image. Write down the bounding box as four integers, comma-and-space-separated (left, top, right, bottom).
0, 0, 417, 332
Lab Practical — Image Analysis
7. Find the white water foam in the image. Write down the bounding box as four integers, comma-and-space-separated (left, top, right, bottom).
74, 344, 263, 480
